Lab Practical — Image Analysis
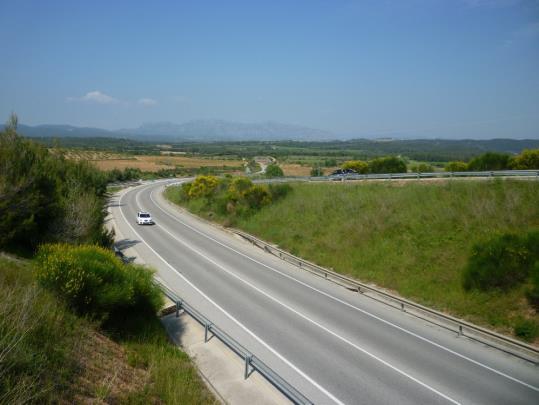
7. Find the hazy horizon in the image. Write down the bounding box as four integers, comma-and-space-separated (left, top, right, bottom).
1, 1, 538, 139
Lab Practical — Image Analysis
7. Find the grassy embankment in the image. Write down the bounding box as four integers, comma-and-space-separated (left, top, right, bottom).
0, 255, 216, 404
165, 179, 539, 341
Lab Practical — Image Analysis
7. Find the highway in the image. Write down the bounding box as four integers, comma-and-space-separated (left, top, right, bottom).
110, 180, 539, 405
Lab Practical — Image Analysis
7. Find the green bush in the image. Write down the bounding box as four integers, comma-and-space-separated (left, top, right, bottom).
265, 164, 284, 178
445, 161, 468, 172
368, 156, 407, 174
509, 149, 539, 170
243, 185, 271, 210
410, 163, 434, 173
34, 244, 163, 323
268, 183, 292, 201
463, 233, 534, 291
342, 160, 369, 174
228, 176, 253, 201
468, 152, 510, 171
188, 175, 219, 199
514, 318, 539, 342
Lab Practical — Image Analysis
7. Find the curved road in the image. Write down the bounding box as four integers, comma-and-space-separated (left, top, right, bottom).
110, 180, 539, 405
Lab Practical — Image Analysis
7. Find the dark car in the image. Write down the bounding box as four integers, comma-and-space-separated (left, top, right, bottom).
330, 168, 357, 178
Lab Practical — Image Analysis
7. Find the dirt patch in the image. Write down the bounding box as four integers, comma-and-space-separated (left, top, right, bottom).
280, 163, 312, 176
67, 330, 150, 404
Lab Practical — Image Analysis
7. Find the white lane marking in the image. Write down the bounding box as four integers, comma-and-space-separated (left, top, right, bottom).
139, 189, 461, 404
120, 188, 345, 405
148, 184, 539, 393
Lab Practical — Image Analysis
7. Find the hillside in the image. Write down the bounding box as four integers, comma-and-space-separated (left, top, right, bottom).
166, 179, 539, 342
0, 254, 216, 404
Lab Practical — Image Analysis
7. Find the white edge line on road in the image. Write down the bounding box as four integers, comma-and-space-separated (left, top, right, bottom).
117, 187, 345, 405
140, 188, 461, 405
149, 183, 539, 394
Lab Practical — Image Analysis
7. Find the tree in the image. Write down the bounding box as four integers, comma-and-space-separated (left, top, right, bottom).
342, 160, 368, 174
467, 152, 510, 171
368, 156, 407, 174
445, 161, 468, 172
509, 149, 539, 170
265, 164, 284, 178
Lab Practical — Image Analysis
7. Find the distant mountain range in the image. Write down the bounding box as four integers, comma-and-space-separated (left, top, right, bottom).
6, 120, 336, 141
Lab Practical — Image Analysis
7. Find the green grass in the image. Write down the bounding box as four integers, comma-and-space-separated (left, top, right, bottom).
167, 179, 539, 341
107, 312, 218, 405
0, 255, 216, 404
0, 255, 85, 404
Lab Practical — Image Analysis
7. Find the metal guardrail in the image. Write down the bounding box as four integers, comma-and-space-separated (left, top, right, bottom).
113, 247, 312, 404
232, 230, 539, 365
252, 169, 539, 184
155, 279, 313, 405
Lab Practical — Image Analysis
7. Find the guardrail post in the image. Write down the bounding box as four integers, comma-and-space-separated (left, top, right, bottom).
458, 325, 463, 337
244, 354, 253, 379
204, 323, 213, 343
401, 303, 405, 312
417, 172, 420, 179
176, 300, 182, 318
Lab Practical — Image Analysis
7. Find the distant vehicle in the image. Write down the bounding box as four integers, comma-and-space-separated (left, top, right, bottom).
329, 168, 357, 179
137, 211, 154, 225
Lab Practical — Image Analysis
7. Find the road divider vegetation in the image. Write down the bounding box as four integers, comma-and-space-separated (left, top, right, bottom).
165, 175, 292, 225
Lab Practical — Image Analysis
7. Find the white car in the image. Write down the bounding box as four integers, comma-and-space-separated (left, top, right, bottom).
137, 211, 154, 225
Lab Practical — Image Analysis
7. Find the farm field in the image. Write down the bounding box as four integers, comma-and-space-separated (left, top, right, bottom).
60, 150, 245, 172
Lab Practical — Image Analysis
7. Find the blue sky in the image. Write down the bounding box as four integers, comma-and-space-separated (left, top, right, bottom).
0, 0, 538, 138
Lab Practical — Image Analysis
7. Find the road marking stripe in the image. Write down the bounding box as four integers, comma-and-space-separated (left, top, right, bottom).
141, 188, 461, 404
149, 182, 539, 393
117, 187, 345, 405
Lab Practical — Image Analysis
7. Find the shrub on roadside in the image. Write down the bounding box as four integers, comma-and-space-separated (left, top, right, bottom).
368, 156, 407, 174
462, 233, 535, 291
243, 185, 271, 210
410, 163, 434, 173
268, 183, 292, 201
265, 164, 284, 178
342, 160, 369, 174
34, 244, 163, 323
445, 161, 468, 172
514, 318, 539, 342
227, 176, 253, 201
467, 152, 510, 171
188, 175, 220, 199
509, 149, 539, 170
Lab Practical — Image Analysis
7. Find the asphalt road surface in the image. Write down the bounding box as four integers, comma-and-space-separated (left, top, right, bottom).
109, 180, 539, 405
